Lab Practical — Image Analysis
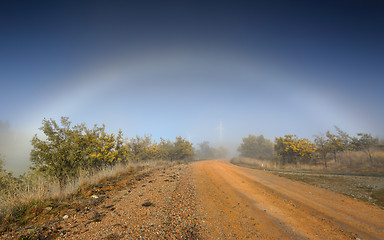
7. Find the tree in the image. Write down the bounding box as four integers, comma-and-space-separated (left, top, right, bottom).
158, 138, 174, 160
30, 117, 83, 190
127, 135, 158, 162
115, 129, 129, 163
197, 141, 214, 159
30, 117, 132, 189
88, 128, 119, 168
0, 154, 4, 173
325, 131, 344, 163
314, 135, 331, 169
238, 135, 274, 160
335, 126, 353, 151
354, 133, 378, 163
0, 154, 6, 186
275, 135, 317, 165
170, 137, 194, 161
214, 146, 228, 158
0, 154, 18, 195
275, 135, 294, 164
196, 141, 228, 159
80, 123, 111, 171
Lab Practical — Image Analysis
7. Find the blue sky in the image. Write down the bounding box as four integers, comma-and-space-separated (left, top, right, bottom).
1, 0, 383, 173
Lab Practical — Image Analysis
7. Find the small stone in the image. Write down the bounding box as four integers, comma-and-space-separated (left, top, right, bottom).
142, 201, 153, 207
91, 195, 99, 199
63, 215, 69, 220
45, 207, 52, 211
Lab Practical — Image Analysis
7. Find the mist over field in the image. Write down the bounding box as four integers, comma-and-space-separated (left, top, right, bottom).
1, 0, 384, 174
0, 121, 31, 174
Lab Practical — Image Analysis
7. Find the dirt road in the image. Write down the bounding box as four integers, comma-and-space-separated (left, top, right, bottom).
3, 160, 384, 239
193, 160, 384, 240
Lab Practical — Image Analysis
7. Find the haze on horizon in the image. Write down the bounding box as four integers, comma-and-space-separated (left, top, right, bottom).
1, 0, 383, 174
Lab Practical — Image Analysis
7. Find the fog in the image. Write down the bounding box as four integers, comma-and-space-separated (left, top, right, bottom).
1, 1, 383, 174
0, 121, 32, 174
1, 49, 383, 174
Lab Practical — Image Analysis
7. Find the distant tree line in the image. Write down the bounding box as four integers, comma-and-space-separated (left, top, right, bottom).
29, 117, 194, 191
196, 141, 228, 159
238, 127, 381, 169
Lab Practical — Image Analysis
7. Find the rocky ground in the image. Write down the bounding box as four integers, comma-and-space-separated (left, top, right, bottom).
1, 163, 202, 240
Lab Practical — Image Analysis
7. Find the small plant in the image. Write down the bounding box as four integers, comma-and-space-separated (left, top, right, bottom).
20, 235, 35, 240
8, 203, 28, 223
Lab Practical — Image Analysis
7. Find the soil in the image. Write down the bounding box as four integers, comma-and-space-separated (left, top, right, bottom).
193, 160, 384, 239
2, 160, 384, 239
274, 171, 384, 206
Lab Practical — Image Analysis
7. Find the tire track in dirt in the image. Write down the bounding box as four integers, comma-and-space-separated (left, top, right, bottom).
235, 165, 384, 238
193, 160, 384, 240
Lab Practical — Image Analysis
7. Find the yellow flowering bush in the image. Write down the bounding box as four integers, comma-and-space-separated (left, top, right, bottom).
275, 135, 317, 165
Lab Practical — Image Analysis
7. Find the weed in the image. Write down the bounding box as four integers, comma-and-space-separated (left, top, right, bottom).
8, 203, 28, 223
20, 235, 35, 240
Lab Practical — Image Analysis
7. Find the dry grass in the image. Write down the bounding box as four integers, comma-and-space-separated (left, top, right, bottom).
0, 160, 175, 227
232, 150, 384, 175
331, 150, 384, 174
231, 158, 277, 169
0, 176, 50, 224
231, 157, 325, 171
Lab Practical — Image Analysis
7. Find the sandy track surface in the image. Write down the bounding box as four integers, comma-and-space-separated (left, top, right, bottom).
55, 164, 200, 240
193, 160, 384, 240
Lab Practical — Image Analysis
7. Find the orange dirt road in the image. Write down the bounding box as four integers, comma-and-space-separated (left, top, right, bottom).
193, 160, 384, 240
